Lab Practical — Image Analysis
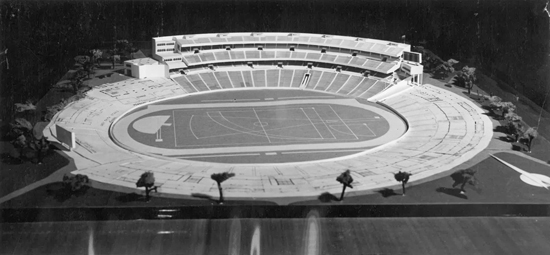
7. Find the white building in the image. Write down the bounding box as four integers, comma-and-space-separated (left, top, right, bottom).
123, 57, 168, 79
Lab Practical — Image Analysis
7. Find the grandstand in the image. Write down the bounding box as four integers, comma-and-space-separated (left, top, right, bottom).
45, 33, 492, 201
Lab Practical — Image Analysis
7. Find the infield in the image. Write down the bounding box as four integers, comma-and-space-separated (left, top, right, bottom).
111, 89, 407, 164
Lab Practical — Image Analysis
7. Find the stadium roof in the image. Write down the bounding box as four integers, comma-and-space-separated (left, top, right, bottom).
124, 57, 158, 66
154, 32, 408, 57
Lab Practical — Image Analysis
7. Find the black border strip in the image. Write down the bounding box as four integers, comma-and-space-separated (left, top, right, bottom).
2, 204, 549, 222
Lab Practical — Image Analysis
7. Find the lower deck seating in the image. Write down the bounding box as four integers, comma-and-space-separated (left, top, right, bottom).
171, 67, 392, 100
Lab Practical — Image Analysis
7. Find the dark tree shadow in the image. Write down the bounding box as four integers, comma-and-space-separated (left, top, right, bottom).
46, 183, 89, 202
498, 136, 512, 142
377, 188, 399, 198
96, 65, 114, 70
116, 192, 145, 203
512, 142, 528, 151
482, 112, 500, 120
436, 187, 468, 199
493, 126, 508, 134
191, 193, 217, 202
463, 92, 483, 101
450, 171, 467, 185
318, 192, 339, 203
0, 153, 24, 165
481, 105, 492, 111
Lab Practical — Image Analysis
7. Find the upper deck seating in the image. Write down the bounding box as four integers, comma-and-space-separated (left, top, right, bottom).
181, 50, 398, 73
175, 34, 404, 56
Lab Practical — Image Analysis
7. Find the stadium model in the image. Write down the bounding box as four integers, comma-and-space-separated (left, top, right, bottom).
44, 32, 492, 202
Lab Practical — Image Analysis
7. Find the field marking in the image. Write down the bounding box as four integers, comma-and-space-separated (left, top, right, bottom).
173, 104, 381, 144
188, 115, 199, 139
216, 110, 331, 141
311, 107, 336, 139
206, 111, 265, 137
327, 124, 377, 137
169, 102, 386, 147
253, 107, 271, 143
301, 108, 324, 139
155, 123, 163, 142
281, 149, 364, 154
339, 117, 382, 122
172, 110, 179, 146
363, 123, 376, 136
329, 105, 358, 140
219, 111, 231, 122
196, 110, 333, 140
278, 96, 335, 100
201, 99, 261, 103
178, 153, 261, 159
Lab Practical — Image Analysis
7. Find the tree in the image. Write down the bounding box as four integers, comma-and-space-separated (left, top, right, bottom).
456, 66, 476, 94
499, 102, 516, 119
451, 169, 478, 194
504, 112, 523, 142
336, 170, 354, 201
490, 100, 515, 119
136, 171, 157, 201
14, 100, 36, 112
44, 92, 87, 121
523, 127, 538, 153
8, 118, 50, 164
394, 171, 412, 195
507, 121, 523, 143
63, 174, 90, 193
91, 49, 103, 67
71, 75, 85, 94
488, 96, 502, 106
211, 172, 235, 204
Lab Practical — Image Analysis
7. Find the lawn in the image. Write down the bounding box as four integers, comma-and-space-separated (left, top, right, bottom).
0, 182, 277, 208
0, 141, 72, 198
4, 152, 549, 208
292, 152, 550, 205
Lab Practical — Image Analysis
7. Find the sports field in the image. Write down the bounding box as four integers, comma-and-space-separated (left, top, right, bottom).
112, 90, 407, 163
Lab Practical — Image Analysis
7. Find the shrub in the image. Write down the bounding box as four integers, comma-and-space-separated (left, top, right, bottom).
63, 174, 90, 192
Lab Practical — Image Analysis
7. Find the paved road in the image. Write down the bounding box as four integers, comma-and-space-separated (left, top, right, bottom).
2, 217, 550, 255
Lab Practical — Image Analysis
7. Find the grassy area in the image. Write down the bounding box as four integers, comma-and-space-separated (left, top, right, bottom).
0, 141, 71, 198
292, 153, 550, 205
465, 72, 550, 146
0, 181, 277, 208
3, 152, 549, 208
426, 70, 550, 163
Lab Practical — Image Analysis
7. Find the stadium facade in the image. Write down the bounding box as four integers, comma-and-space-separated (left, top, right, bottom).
125, 32, 423, 87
